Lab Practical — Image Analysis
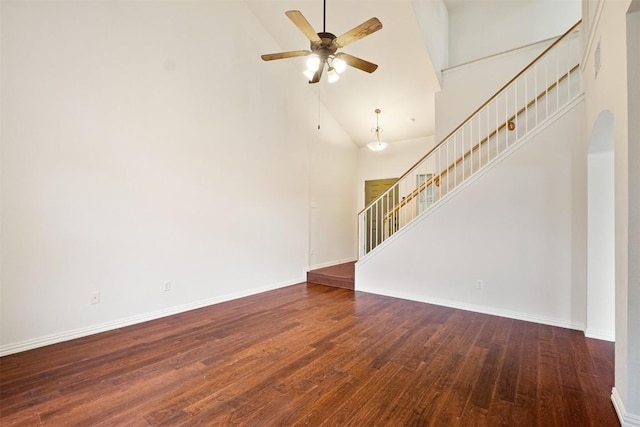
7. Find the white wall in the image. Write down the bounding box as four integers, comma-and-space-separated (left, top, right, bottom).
357, 136, 435, 211
411, 0, 449, 86
448, 0, 581, 67
309, 128, 358, 269
624, 3, 640, 423
436, 39, 550, 141
581, 0, 639, 423
357, 100, 587, 330
0, 1, 357, 354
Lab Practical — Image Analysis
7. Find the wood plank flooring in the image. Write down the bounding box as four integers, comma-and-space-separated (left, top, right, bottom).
0, 284, 618, 426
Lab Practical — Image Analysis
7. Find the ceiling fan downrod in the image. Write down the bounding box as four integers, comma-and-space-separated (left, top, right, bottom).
323, 0, 326, 33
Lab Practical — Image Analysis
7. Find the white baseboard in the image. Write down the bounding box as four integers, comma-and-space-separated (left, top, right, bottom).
612, 387, 640, 427
356, 285, 585, 331
585, 327, 615, 342
0, 276, 303, 357
307, 257, 357, 272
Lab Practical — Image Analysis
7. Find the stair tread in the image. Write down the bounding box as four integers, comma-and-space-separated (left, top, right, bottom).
307, 262, 355, 290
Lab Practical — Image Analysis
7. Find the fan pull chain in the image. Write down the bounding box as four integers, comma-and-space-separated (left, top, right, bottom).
317, 87, 321, 130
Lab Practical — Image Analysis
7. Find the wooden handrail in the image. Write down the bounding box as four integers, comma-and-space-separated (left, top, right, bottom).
357, 19, 581, 217
436, 64, 580, 178
381, 63, 580, 222
435, 20, 581, 147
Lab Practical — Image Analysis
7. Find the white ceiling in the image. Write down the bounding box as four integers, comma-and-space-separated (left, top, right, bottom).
245, 0, 443, 147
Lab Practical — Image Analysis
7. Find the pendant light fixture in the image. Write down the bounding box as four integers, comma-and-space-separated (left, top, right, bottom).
367, 108, 388, 151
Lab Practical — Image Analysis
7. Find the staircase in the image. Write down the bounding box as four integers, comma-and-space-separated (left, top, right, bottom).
358, 21, 582, 258
307, 262, 355, 290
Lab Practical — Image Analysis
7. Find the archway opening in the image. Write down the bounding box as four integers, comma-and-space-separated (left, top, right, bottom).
586, 110, 615, 340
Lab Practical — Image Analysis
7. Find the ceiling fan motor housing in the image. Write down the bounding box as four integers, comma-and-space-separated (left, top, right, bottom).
312, 32, 338, 59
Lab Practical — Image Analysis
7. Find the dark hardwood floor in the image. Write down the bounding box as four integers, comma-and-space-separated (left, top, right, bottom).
0, 284, 618, 426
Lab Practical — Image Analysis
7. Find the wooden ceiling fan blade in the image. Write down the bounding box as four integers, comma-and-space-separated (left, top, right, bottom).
309, 63, 324, 84
261, 50, 311, 61
285, 10, 321, 43
334, 17, 382, 48
336, 53, 378, 73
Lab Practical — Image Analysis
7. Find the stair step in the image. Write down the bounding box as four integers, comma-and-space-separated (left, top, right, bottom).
307, 262, 355, 290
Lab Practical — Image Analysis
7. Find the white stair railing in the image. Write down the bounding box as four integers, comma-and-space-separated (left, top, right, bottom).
358, 21, 582, 258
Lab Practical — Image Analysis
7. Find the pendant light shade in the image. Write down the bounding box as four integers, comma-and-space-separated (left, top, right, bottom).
367, 140, 388, 151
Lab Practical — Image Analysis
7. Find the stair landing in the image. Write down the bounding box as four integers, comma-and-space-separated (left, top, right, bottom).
307, 262, 355, 290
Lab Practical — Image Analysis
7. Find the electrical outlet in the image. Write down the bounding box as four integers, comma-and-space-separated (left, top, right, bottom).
163, 281, 171, 292
476, 280, 483, 290
91, 291, 100, 304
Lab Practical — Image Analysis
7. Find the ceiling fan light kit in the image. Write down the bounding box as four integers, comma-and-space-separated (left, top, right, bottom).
327, 67, 340, 83
260, 1, 382, 84
306, 54, 321, 72
332, 57, 346, 73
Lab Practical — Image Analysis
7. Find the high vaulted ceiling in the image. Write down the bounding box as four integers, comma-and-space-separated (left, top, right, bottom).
245, 0, 443, 147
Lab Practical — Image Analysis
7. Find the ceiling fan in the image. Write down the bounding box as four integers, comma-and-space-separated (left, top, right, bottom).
260, 1, 382, 84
